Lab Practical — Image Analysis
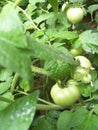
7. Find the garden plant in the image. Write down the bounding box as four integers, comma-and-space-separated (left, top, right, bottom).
0, 0, 98, 130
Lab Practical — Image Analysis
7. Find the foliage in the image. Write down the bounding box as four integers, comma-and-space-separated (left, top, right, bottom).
0, 0, 98, 130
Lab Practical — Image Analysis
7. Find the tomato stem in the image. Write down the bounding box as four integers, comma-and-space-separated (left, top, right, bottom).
31, 65, 49, 76
0, 96, 14, 103
10, 73, 20, 93
38, 98, 55, 105
18, 7, 40, 31
13, 0, 22, 8
10, 66, 49, 93
36, 104, 64, 110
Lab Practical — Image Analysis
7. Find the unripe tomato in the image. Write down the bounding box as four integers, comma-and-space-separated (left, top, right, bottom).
75, 56, 92, 70
81, 73, 92, 84
66, 79, 78, 86
72, 66, 89, 80
72, 66, 92, 83
50, 82, 80, 106
70, 46, 83, 57
66, 7, 84, 24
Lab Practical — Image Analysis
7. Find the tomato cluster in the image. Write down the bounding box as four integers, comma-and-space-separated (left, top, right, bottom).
72, 56, 93, 84
50, 1, 93, 108
50, 56, 93, 106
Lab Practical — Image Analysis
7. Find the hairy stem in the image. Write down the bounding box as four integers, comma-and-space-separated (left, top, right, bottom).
0, 96, 14, 103
13, 0, 22, 7
10, 73, 20, 93
36, 104, 64, 110
18, 7, 40, 30
31, 65, 49, 76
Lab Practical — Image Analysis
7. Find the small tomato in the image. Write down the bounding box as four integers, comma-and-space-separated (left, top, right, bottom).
75, 56, 92, 70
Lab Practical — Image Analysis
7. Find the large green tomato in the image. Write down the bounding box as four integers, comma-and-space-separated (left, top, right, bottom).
66, 7, 84, 24
50, 81, 80, 106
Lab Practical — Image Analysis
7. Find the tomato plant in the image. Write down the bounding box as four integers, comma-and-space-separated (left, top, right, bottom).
0, 0, 98, 130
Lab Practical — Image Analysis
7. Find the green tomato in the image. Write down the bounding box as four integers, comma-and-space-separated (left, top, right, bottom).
72, 66, 92, 84
72, 66, 89, 80
75, 56, 92, 70
50, 82, 80, 106
66, 7, 84, 24
66, 79, 78, 86
70, 46, 83, 57
81, 73, 92, 84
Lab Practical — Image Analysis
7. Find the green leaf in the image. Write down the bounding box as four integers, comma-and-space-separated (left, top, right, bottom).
0, 92, 14, 111
0, 77, 12, 94
32, 116, 54, 130
0, 91, 39, 130
44, 60, 70, 79
83, 115, 98, 130
94, 104, 98, 114
19, 78, 32, 92
27, 37, 75, 65
88, 4, 98, 20
34, 13, 54, 24
54, 31, 79, 40
57, 110, 72, 130
0, 4, 28, 48
78, 83, 91, 97
69, 107, 98, 130
74, 114, 98, 130
0, 68, 12, 81
91, 79, 98, 92
70, 107, 89, 128
47, 0, 58, 13
57, 12, 71, 29
79, 30, 98, 54
0, 38, 32, 80
45, 30, 78, 41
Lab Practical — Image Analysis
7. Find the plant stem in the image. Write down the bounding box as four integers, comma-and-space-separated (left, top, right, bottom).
0, 96, 14, 103
13, 0, 22, 8
10, 66, 48, 93
10, 73, 20, 93
36, 104, 64, 110
38, 98, 55, 105
31, 65, 49, 76
18, 7, 40, 31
